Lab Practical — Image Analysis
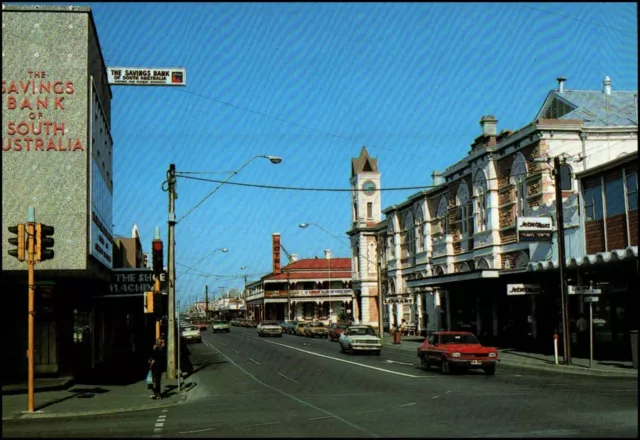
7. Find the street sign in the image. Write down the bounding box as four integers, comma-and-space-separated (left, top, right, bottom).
584, 296, 599, 303
568, 285, 602, 295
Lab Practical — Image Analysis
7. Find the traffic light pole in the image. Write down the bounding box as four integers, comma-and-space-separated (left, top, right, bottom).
167, 164, 177, 379
205, 285, 209, 321
27, 221, 36, 413
155, 276, 161, 341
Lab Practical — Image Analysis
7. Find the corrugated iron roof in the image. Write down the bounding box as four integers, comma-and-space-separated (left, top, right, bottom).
541, 90, 638, 127
282, 258, 351, 271
527, 246, 638, 272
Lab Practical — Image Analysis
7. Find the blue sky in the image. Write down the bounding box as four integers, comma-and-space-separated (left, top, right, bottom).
25, 2, 639, 305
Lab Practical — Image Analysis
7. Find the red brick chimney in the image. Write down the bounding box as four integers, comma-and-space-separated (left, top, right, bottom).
272, 233, 281, 274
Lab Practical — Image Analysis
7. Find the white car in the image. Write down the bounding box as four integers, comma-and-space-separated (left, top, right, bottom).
212, 320, 230, 333
181, 325, 202, 344
257, 320, 283, 337
338, 325, 382, 355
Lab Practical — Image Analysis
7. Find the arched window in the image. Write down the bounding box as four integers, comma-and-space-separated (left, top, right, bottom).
403, 212, 415, 258
434, 265, 446, 276
387, 221, 396, 260
515, 252, 529, 269
457, 182, 473, 238
560, 164, 572, 191
510, 153, 528, 218
476, 258, 490, 270
416, 206, 425, 252
474, 170, 489, 232
436, 196, 448, 235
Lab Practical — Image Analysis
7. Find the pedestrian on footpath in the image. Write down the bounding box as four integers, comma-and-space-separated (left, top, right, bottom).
148, 338, 166, 400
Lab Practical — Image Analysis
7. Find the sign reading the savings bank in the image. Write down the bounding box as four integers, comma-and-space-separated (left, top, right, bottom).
517, 217, 553, 242
107, 67, 186, 86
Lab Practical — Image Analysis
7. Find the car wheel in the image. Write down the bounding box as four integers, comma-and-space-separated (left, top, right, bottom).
348, 344, 354, 354
484, 365, 496, 376
441, 357, 450, 375
420, 356, 430, 370
340, 342, 345, 353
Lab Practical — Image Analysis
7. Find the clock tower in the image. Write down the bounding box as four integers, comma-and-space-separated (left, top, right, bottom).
347, 146, 382, 329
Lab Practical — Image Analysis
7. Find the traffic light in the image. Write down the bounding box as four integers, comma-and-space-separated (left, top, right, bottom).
8, 224, 26, 261
153, 293, 165, 317
145, 291, 154, 314
152, 239, 163, 276
35, 223, 55, 261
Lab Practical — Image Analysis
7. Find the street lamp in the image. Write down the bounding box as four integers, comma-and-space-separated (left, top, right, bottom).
164, 155, 281, 379
298, 222, 385, 343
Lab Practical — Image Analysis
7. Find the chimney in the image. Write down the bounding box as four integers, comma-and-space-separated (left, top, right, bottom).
432, 171, 443, 186
603, 76, 612, 95
557, 76, 566, 93
324, 249, 332, 260
272, 233, 281, 274
479, 115, 497, 136
290, 253, 298, 262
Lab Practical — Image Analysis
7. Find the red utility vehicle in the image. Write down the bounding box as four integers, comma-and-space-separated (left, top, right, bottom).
417, 331, 498, 375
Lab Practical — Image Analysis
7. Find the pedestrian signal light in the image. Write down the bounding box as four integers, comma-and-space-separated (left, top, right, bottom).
36, 223, 55, 261
145, 291, 154, 314
152, 239, 163, 276
8, 224, 26, 261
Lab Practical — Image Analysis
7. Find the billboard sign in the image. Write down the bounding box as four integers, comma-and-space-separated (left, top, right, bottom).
507, 284, 542, 295
517, 217, 553, 242
107, 67, 186, 86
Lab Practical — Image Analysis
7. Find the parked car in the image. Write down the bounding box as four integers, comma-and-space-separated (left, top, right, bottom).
417, 331, 498, 375
248, 320, 258, 328
328, 322, 351, 342
338, 325, 381, 354
304, 321, 328, 338
212, 320, 230, 333
281, 320, 297, 334
181, 325, 202, 344
257, 320, 283, 337
294, 322, 309, 336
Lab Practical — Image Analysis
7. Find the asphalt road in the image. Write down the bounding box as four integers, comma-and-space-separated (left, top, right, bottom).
4, 325, 637, 438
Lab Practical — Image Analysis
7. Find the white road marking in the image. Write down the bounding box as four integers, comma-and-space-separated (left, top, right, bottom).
445, 390, 452, 394
278, 372, 300, 384
483, 428, 579, 437
232, 348, 240, 353
432, 395, 440, 399
221, 343, 227, 347
356, 409, 381, 414
157, 416, 167, 420
202, 340, 379, 438
237, 333, 433, 379
246, 421, 281, 428
383, 360, 414, 366
161, 409, 168, 412
176, 427, 219, 435
249, 358, 261, 365
400, 402, 416, 407
308, 415, 336, 421
155, 423, 164, 428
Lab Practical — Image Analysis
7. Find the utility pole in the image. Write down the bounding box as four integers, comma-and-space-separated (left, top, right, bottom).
377, 262, 384, 344
167, 164, 177, 379
553, 155, 571, 365
243, 275, 248, 320
26, 208, 36, 413
205, 285, 209, 321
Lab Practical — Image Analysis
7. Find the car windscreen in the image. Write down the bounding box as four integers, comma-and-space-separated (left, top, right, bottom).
349, 327, 376, 336
263, 321, 280, 326
440, 334, 478, 344
214, 321, 227, 325
185, 326, 199, 331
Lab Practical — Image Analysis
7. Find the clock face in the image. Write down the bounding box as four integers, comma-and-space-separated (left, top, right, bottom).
362, 180, 376, 195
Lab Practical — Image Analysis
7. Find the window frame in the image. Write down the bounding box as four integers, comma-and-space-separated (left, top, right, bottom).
626, 172, 638, 212
604, 176, 626, 217
584, 183, 603, 222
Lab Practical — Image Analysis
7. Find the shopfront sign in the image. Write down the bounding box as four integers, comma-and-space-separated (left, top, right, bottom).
517, 217, 553, 242
384, 297, 414, 305
106, 67, 186, 86
507, 284, 542, 295
568, 285, 602, 295
108, 269, 167, 295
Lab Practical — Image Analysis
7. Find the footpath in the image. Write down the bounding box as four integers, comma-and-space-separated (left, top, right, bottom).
381, 334, 638, 379
2, 347, 197, 421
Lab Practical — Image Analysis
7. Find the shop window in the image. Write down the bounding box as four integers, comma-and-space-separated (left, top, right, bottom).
584, 184, 603, 221
605, 177, 625, 217
627, 173, 637, 211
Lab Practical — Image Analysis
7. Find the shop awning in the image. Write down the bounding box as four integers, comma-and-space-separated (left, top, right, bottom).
527, 246, 638, 272
407, 270, 500, 288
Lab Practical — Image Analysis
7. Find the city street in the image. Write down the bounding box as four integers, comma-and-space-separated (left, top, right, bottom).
3, 325, 637, 438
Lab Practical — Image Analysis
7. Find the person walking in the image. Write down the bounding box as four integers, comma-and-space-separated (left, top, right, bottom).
148, 338, 166, 400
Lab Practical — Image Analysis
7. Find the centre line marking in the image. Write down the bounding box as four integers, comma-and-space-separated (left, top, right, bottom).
232, 349, 240, 353
445, 391, 452, 394
203, 340, 379, 438
222, 343, 227, 347
249, 358, 261, 365
237, 333, 432, 379
357, 409, 381, 414
400, 402, 416, 407
278, 372, 300, 384
176, 427, 219, 435
432, 395, 440, 399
